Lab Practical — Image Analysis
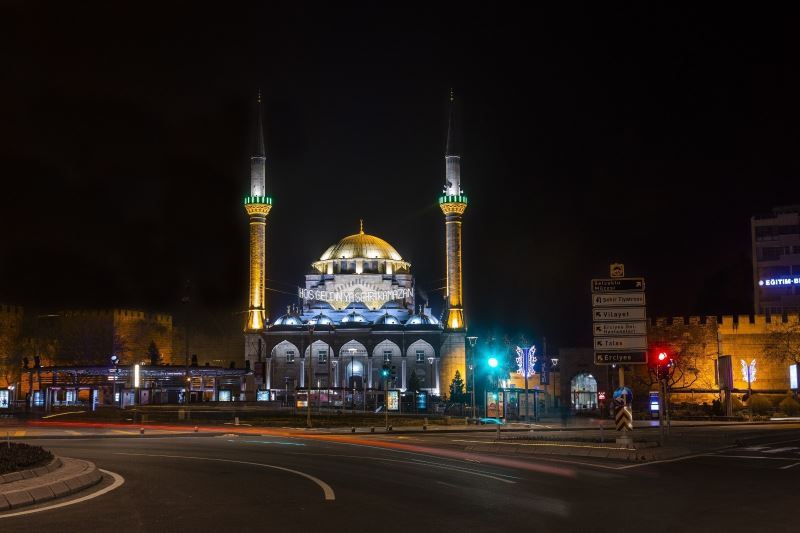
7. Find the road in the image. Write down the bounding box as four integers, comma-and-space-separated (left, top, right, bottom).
1, 425, 798, 532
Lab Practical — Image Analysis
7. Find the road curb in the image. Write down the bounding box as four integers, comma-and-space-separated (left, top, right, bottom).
0, 457, 62, 484
0, 457, 102, 511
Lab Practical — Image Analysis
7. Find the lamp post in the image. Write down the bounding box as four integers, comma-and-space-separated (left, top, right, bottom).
348, 348, 356, 415
427, 356, 434, 394
307, 324, 315, 428
467, 336, 478, 420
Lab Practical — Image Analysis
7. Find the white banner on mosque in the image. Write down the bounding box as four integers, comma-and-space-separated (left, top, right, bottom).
298, 287, 412, 304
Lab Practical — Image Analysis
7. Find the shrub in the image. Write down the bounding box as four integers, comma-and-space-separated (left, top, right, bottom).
732, 397, 744, 412
0, 443, 53, 475
748, 395, 772, 415
779, 396, 800, 417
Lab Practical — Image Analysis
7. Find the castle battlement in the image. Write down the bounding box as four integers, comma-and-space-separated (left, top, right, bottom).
0, 303, 24, 315
648, 313, 800, 333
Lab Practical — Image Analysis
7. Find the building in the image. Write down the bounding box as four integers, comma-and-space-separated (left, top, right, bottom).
751, 205, 800, 314
244, 92, 469, 402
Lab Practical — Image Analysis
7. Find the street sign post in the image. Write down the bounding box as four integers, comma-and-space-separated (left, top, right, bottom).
593, 264, 646, 444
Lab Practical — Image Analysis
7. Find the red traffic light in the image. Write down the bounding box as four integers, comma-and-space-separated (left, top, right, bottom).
657, 351, 668, 363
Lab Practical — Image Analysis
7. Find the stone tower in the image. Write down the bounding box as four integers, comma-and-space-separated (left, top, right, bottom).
244, 91, 272, 364
438, 89, 468, 393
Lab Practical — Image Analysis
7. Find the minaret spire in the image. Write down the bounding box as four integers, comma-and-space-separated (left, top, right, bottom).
444, 88, 461, 196
251, 90, 266, 196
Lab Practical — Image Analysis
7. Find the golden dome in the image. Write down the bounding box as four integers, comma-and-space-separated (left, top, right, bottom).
320, 228, 403, 262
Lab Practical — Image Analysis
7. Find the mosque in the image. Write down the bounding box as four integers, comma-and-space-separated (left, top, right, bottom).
242, 92, 468, 403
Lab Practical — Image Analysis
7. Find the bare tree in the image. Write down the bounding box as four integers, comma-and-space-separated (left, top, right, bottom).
762, 320, 800, 366
636, 324, 717, 392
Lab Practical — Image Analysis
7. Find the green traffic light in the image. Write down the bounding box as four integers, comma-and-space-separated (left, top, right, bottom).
488, 357, 499, 368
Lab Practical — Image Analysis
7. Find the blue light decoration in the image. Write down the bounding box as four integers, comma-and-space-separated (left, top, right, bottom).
515, 345, 537, 378
741, 359, 757, 384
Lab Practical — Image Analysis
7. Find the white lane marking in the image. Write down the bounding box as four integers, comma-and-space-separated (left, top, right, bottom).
613, 453, 714, 470
409, 458, 521, 481
740, 446, 768, 451
763, 447, 798, 454
0, 469, 124, 519
780, 462, 800, 470
289, 452, 517, 483
113, 452, 335, 501
707, 454, 799, 461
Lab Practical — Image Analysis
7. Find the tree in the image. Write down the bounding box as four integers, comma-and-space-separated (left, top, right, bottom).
407, 370, 421, 393
147, 341, 161, 366
449, 370, 466, 403
762, 320, 800, 367
636, 324, 716, 393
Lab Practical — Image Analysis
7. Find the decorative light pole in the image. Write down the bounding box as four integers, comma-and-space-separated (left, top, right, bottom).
515, 346, 537, 422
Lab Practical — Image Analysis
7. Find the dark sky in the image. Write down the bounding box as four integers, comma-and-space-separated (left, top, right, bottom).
1, 3, 799, 350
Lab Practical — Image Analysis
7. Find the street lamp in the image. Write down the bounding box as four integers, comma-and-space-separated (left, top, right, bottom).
467, 336, 478, 420
348, 348, 357, 415
427, 356, 434, 396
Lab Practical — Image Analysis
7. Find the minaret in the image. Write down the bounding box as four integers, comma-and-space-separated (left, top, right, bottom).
244, 90, 272, 339
439, 89, 467, 330
438, 89, 468, 395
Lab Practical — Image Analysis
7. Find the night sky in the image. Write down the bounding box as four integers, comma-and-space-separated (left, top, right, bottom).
2, 4, 799, 350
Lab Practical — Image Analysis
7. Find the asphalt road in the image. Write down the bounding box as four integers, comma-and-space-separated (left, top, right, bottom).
2, 427, 798, 533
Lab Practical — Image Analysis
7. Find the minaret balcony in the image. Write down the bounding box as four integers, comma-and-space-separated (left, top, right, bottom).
244, 195, 273, 206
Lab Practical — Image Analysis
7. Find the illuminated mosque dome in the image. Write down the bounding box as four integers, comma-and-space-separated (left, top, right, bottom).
312, 221, 410, 275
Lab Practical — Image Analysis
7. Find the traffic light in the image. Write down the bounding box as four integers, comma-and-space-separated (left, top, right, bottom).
488, 357, 499, 368
380, 363, 390, 378
653, 350, 672, 380
390, 365, 397, 380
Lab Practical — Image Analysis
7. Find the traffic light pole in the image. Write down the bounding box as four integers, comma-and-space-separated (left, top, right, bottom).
384, 378, 389, 430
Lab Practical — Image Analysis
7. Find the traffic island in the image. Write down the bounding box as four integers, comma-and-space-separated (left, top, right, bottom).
0, 455, 102, 511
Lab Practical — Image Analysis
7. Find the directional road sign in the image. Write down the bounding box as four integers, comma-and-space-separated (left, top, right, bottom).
592, 293, 646, 307
593, 321, 647, 336
595, 351, 647, 364
591, 278, 645, 293
593, 307, 647, 322
592, 268, 648, 365
595, 337, 647, 350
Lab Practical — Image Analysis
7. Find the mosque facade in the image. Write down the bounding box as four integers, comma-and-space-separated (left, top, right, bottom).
243, 92, 468, 401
